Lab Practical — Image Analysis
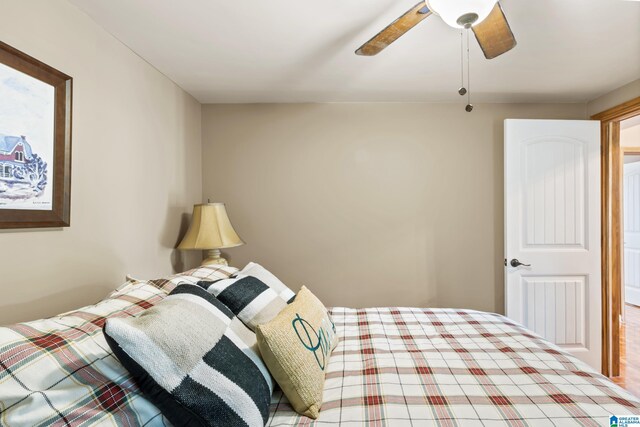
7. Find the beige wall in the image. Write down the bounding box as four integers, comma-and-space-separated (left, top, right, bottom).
202, 103, 587, 314
0, 0, 202, 324
622, 123, 640, 148
587, 79, 640, 117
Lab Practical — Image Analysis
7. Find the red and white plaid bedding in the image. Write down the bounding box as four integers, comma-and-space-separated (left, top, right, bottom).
269, 308, 640, 427
1, 271, 639, 426
0, 265, 237, 426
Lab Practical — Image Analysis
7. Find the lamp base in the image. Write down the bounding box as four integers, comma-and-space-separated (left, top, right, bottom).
202, 249, 228, 266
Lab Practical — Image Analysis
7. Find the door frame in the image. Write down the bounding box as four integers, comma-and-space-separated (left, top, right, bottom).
592, 96, 640, 377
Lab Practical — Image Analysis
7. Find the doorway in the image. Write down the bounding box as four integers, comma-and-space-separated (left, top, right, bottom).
594, 96, 640, 384
613, 118, 640, 396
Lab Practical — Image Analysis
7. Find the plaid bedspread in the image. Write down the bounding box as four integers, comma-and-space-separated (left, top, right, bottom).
269, 308, 640, 427
0, 266, 237, 426
1, 271, 639, 426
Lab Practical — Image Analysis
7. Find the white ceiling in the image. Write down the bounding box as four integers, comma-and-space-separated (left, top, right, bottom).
69, 0, 640, 104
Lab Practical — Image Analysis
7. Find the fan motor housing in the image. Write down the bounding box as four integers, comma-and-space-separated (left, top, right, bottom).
456, 13, 478, 28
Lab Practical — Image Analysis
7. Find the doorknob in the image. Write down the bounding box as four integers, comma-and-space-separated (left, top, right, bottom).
510, 259, 531, 268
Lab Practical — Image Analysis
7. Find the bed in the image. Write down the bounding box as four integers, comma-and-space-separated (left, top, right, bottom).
1, 267, 639, 426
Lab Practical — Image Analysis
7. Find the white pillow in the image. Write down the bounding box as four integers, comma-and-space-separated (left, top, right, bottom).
240, 262, 296, 303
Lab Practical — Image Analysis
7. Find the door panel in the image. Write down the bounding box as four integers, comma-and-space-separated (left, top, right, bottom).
522, 276, 585, 346
505, 119, 601, 371
523, 139, 585, 248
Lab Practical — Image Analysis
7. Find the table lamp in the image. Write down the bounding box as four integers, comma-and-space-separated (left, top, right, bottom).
178, 202, 244, 266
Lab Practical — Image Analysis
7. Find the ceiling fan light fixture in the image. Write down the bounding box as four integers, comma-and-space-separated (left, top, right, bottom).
425, 0, 498, 28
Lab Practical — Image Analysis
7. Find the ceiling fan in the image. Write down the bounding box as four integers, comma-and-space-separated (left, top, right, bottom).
355, 0, 517, 111
356, 0, 516, 58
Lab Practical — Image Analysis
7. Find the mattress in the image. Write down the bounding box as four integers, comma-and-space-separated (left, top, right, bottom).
0, 279, 638, 426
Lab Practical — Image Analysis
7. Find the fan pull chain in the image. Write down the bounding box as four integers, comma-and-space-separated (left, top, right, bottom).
465, 28, 473, 112
458, 31, 466, 96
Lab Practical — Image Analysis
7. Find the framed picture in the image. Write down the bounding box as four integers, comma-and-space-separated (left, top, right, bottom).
0, 41, 72, 228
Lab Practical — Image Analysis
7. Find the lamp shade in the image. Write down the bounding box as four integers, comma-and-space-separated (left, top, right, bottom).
178, 203, 244, 250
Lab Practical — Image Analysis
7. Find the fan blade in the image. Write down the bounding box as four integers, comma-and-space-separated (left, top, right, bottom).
356, 2, 432, 56
472, 3, 516, 59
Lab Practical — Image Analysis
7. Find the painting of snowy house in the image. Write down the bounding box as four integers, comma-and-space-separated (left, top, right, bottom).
0, 40, 72, 228
0, 134, 47, 200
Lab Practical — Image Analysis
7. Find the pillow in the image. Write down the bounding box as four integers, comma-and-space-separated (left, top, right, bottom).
240, 262, 295, 303
255, 286, 338, 419
146, 265, 239, 293
104, 284, 273, 427
197, 274, 287, 332
197, 263, 295, 331
0, 281, 171, 426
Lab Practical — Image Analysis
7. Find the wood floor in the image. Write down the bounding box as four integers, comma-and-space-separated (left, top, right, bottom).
612, 304, 640, 397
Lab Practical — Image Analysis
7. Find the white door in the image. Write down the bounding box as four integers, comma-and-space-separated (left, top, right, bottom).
505, 119, 601, 371
624, 161, 640, 307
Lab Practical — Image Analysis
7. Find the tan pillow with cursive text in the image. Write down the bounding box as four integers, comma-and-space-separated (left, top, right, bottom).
255, 286, 338, 419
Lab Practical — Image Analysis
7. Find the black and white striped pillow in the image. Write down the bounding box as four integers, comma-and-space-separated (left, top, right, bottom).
198, 263, 296, 332
239, 262, 295, 303
104, 284, 273, 427
197, 275, 286, 332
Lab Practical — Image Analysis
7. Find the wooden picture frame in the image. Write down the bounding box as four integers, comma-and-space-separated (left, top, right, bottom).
0, 41, 72, 228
